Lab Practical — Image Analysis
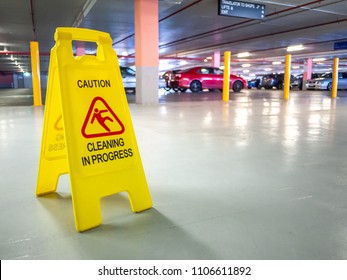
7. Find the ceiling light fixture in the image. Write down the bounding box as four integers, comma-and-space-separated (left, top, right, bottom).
287, 44, 304, 52
237, 52, 250, 58
313, 58, 326, 62
272, 61, 281, 65
242, 63, 251, 68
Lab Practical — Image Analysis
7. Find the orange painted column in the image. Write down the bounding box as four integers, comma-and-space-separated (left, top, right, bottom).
76, 41, 85, 56
135, 0, 159, 104
212, 51, 221, 68
302, 58, 312, 90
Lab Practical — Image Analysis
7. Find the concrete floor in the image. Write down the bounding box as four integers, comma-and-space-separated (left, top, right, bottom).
1, 89, 347, 260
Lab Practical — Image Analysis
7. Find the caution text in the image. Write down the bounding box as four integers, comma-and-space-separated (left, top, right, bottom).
77, 79, 111, 88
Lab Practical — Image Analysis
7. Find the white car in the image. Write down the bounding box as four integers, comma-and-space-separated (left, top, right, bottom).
306, 72, 347, 90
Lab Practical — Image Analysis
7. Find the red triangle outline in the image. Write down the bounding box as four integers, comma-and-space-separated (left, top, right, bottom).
81, 96, 125, 138
54, 115, 64, 131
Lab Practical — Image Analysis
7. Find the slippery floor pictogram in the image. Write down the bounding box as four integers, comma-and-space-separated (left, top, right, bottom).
81, 96, 125, 138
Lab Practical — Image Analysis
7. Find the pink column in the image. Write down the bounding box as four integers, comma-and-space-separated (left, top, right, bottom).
135, 0, 159, 104
302, 58, 312, 90
76, 41, 85, 56
212, 51, 220, 68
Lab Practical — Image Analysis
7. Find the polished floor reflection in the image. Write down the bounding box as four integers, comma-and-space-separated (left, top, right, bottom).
1, 89, 347, 259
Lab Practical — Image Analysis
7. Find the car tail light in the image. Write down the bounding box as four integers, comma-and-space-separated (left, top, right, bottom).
175, 74, 181, 80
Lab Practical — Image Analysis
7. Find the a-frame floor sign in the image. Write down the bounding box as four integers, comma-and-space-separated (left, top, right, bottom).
36, 27, 152, 232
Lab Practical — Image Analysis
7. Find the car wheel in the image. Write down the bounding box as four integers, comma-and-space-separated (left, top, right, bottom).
232, 80, 243, 92
277, 82, 283, 90
180, 88, 187, 92
173, 87, 179, 92
190, 80, 202, 92
327, 82, 332, 91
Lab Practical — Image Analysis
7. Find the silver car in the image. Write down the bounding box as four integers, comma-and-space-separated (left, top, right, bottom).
120, 66, 136, 93
306, 72, 347, 90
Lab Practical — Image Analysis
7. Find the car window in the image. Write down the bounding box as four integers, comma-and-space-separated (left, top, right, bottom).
198, 68, 210, 74
213, 68, 223, 75
341, 72, 347, 79
321, 73, 332, 79
120, 67, 135, 76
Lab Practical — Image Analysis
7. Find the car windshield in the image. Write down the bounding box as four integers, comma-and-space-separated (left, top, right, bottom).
321, 73, 332, 79
121, 67, 135, 76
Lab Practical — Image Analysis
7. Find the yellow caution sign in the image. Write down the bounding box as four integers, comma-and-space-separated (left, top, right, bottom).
36, 27, 152, 232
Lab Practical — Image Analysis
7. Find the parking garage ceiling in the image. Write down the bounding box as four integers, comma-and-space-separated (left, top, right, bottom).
1, 0, 347, 77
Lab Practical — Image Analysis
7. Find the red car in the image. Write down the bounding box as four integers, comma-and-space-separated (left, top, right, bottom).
171, 66, 247, 93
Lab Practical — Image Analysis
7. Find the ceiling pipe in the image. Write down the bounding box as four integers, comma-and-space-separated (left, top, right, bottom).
174, 18, 347, 56
160, 0, 324, 49
0, 51, 50, 56
112, 0, 203, 46
29, 0, 37, 41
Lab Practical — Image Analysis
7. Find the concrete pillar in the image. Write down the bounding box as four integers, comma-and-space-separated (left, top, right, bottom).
223, 51, 231, 102
30, 41, 42, 106
283, 54, 291, 100
331, 57, 339, 98
212, 51, 220, 68
302, 58, 312, 90
76, 41, 85, 56
135, 0, 159, 105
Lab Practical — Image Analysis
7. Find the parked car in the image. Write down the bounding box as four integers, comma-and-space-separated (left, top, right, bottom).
306, 72, 347, 90
247, 77, 261, 89
259, 73, 283, 89
120, 66, 136, 93
291, 73, 321, 90
162, 69, 186, 91
171, 66, 247, 93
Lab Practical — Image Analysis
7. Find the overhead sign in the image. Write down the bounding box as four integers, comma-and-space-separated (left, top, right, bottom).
218, 0, 265, 20
36, 27, 152, 232
334, 41, 347, 50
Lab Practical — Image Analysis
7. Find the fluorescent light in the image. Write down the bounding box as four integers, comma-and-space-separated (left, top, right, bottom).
287, 44, 304, 52
313, 58, 326, 62
292, 66, 300, 69
206, 56, 212, 60
272, 61, 281, 65
243, 70, 250, 73
237, 52, 250, 58
179, 60, 187, 66
264, 68, 272, 71
242, 63, 251, 68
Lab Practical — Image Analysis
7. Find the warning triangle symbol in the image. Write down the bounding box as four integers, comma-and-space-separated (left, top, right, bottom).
81, 96, 125, 138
